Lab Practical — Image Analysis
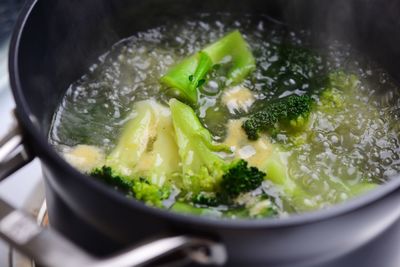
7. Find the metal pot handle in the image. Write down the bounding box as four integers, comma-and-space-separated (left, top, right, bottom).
0, 122, 227, 267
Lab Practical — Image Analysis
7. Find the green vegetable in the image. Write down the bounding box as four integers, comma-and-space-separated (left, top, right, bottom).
242, 94, 313, 140
169, 98, 229, 192
169, 99, 267, 204
89, 100, 180, 207
328, 71, 360, 92
190, 52, 213, 90
261, 149, 311, 210
242, 71, 360, 141
319, 71, 360, 109
202, 30, 255, 84
90, 166, 134, 195
90, 166, 171, 207
173, 196, 278, 219
107, 100, 180, 184
132, 177, 171, 206
161, 30, 255, 104
161, 52, 212, 104
191, 159, 266, 206
220, 160, 266, 198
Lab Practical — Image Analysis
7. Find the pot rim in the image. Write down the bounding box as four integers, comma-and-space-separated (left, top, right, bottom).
9, 0, 400, 230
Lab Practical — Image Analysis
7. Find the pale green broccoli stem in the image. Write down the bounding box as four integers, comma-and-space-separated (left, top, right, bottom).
106, 100, 180, 185
160, 53, 211, 104
106, 101, 156, 176
262, 150, 311, 210
169, 98, 230, 192
203, 30, 255, 84
189, 52, 213, 91
161, 30, 255, 104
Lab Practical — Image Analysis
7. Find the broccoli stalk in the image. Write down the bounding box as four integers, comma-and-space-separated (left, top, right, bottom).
169, 98, 229, 192
202, 30, 256, 85
91, 98, 270, 209
161, 30, 255, 104
106, 100, 159, 176
90, 100, 180, 207
169, 98, 267, 203
261, 149, 312, 211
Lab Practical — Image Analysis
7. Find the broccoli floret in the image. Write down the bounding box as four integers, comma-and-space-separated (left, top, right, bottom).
90, 166, 134, 195
261, 149, 310, 210
89, 98, 270, 210
192, 192, 220, 206
88, 100, 180, 207
318, 71, 360, 110
220, 160, 266, 198
133, 177, 171, 207
241, 71, 360, 141
203, 30, 255, 85
161, 30, 255, 104
169, 99, 267, 202
242, 94, 313, 140
89, 166, 170, 207
319, 87, 344, 109
191, 160, 266, 206
169, 98, 229, 192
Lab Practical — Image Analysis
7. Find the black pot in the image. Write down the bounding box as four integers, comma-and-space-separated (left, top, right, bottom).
2, 0, 400, 266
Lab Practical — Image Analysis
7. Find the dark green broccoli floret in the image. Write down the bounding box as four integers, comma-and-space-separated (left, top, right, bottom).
170, 99, 265, 193
191, 160, 266, 206
220, 160, 266, 198
90, 166, 134, 195
242, 94, 313, 140
90, 166, 170, 207
132, 177, 171, 207
192, 192, 220, 206
169, 99, 269, 207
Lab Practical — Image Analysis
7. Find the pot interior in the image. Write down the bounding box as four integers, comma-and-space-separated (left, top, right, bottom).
13, 0, 400, 135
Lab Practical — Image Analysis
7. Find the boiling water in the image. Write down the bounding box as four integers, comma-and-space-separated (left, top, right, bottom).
49, 14, 400, 215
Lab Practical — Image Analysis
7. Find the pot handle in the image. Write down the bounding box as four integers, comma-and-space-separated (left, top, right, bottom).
0, 123, 227, 267
0, 122, 33, 180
